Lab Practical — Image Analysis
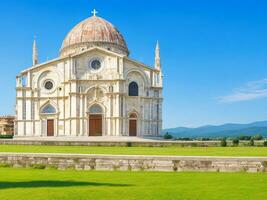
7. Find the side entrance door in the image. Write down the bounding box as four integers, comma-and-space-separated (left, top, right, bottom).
129, 120, 137, 136
47, 119, 54, 136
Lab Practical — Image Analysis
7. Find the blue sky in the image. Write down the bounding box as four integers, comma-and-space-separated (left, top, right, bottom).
0, 0, 266, 128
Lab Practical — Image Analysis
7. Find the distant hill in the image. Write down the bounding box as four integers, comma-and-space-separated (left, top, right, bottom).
163, 121, 267, 138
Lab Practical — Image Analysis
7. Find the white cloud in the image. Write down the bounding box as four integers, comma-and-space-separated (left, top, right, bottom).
218, 78, 267, 103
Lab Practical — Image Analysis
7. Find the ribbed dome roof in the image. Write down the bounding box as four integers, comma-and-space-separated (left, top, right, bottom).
60, 16, 129, 56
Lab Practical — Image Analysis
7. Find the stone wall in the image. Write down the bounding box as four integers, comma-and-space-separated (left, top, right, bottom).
0, 139, 265, 147
0, 139, 222, 147
0, 153, 266, 173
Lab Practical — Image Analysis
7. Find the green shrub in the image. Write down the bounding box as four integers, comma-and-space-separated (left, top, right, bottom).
30, 164, 46, 169
252, 134, 263, 141
199, 137, 211, 141
220, 138, 227, 147
126, 142, 132, 147
0, 163, 12, 168
176, 137, 192, 141
163, 133, 173, 140
48, 165, 58, 170
190, 143, 197, 147
263, 141, 267, 147
249, 139, 254, 146
0, 135, 13, 139
232, 138, 239, 146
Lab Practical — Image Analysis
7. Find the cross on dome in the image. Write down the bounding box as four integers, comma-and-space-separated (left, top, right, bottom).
91, 9, 98, 16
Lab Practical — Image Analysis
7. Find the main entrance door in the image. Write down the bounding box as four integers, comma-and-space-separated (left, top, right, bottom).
129, 120, 137, 136
47, 119, 54, 136
89, 115, 102, 136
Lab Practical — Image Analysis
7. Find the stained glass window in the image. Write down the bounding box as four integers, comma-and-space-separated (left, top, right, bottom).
129, 82, 138, 96
90, 59, 101, 70
89, 104, 102, 113
42, 104, 56, 114
44, 81, 53, 90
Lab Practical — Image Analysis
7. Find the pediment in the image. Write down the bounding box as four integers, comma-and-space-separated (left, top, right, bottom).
71, 46, 125, 59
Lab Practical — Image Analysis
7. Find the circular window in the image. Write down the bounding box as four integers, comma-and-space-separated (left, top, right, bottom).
44, 81, 54, 90
90, 59, 101, 70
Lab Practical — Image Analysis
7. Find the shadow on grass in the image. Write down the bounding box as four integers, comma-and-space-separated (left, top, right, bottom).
0, 181, 132, 189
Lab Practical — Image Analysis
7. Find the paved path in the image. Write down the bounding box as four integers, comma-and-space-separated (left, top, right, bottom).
12, 136, 165, 142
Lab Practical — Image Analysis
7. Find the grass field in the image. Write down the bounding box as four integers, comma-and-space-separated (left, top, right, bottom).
0, 168, 266, 200
0, 145, 267, 156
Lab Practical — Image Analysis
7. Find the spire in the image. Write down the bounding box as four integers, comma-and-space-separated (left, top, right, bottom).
154, 41, 161, 70
32, 36, 38, 66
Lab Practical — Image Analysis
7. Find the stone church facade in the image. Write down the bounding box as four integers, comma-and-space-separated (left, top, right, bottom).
15, 11, 163, 137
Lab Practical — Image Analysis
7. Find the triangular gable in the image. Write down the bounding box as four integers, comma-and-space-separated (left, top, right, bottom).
125, 57, 157, 71
20, 56, 68, 74
19, 46, 157, 75
70, 46, 125, 59
71, 47, 157, 71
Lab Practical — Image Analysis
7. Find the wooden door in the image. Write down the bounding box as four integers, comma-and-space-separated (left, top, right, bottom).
129, 120, 137, 136
89, 115, 102, 136
47, 119, 54, 137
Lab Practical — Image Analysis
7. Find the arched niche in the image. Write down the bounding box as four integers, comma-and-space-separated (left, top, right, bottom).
125, 70, 149, 96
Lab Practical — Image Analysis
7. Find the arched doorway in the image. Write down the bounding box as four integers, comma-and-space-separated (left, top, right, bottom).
129, 113, 137, 137
88, 104, 103, 136
41, 104, 57, 137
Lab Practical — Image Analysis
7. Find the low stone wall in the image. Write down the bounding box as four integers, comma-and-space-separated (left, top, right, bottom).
0, 138, 264, 147
0, 153, 266, 173
0, 139, 223, 147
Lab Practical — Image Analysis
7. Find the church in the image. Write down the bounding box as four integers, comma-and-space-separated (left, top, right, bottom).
15, 10, 163, 137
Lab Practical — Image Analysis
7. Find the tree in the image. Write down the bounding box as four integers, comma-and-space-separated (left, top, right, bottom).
252, 134, 263, 141
238, 135, 251, 141
221, 138, 227, 147
249, 139, 254, 146
232, 138, 239, 146
163, 132, 173, 140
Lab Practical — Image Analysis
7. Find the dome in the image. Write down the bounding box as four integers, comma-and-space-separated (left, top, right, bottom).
60, 15, 129, 56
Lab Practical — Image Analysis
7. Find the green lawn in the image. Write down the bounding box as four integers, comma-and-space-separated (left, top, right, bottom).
0, 145, 267, 156
0, 168, 266, 200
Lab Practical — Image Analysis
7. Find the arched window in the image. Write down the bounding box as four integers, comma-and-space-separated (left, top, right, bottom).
89, 104, 103, 114
129, 82, 138, 96
41, 104, 56, 114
